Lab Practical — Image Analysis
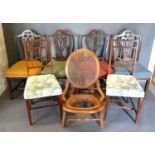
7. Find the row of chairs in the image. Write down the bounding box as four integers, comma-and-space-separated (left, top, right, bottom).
5, 29, 152, 99
4, 29, 153, 127
21, 38, 146, 127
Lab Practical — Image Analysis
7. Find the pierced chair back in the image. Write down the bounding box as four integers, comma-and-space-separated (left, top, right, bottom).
66, 48, 100, 89
23, 39, 52, 76
115, 29, 142, 61
109, 35, 140, 75
16, 29, 41, 60
49, 29, 74, 61
79, 29, 110, 60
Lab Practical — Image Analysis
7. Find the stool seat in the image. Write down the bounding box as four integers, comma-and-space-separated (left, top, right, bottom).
63, 94, 104, 114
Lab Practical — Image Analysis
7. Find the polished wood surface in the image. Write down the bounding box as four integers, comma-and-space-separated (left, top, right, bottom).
113, 29, 151, 97
61, 49, 105, 128
5, 30, 41, 99
23, 39, 59, 125
105, 33, 144, 123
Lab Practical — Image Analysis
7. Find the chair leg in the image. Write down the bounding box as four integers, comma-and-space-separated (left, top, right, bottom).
6, 78, 13, 99
25, 99, 32, 125
61, 110, 67, 128
144, 79, 151, 98
99, 111, 104, 128
58, 96, 63, 120
104, 96, 109, 121
136, 97, 144, 124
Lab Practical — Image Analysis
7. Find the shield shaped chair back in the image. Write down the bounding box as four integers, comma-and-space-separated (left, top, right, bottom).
48, 29, 74, 61
79, 29, 110, 61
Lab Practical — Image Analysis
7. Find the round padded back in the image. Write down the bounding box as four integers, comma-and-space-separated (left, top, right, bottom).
66, 48, 100, 89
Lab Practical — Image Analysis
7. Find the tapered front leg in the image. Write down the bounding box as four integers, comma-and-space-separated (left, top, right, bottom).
26, 99, 32, 125
104, 96, 109, 121
6, 78, 13, 99
136, 97, 144, 124
99, 111, 104, 128
61, 111, 67, 128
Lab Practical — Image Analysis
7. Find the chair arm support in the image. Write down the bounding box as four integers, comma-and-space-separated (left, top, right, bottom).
96, 80, 105, 102
61, 80, 70, 102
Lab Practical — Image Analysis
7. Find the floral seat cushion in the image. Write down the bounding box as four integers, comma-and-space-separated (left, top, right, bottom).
106, 74, 144, 97
5, 60, 42, 78
24, 74, 62, 99
41, 60, 66, 78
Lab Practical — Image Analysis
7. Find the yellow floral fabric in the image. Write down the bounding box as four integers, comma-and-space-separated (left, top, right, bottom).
106, 74, 144, 97
5, 60, 42, 78
24, 74, 62, 99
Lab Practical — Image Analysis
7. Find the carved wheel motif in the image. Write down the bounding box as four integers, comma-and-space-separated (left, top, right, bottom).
114, 30, 138, 61
120, 30, 135, 47
21, 30, 35, 41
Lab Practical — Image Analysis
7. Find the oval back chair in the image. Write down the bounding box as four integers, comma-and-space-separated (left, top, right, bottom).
61, 48, 105, 128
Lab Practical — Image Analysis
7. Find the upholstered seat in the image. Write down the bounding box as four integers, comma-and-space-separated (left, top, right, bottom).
99, 60, 113, 77
114, 62, 152, 79
24, 74, 62, 100
106, 74, 144, 97
41, 60, 66, 78
41, 60, 113, 78
5, 60, 42, 78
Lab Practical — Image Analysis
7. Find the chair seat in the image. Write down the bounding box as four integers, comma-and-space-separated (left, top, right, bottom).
41, 60, 66, 78
63, 94, 104, 114
106, 74, 144, 97
99, 60, 113, 77
24, 74, 62, 99
114, 62, 152, 79
5, 60, 42, 78
42, 60, 113, 78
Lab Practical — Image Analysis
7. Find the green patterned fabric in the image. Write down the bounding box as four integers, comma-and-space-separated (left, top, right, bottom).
41, 61, 66, 78
106, 74, 144, 97
24, 74, 62, 99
